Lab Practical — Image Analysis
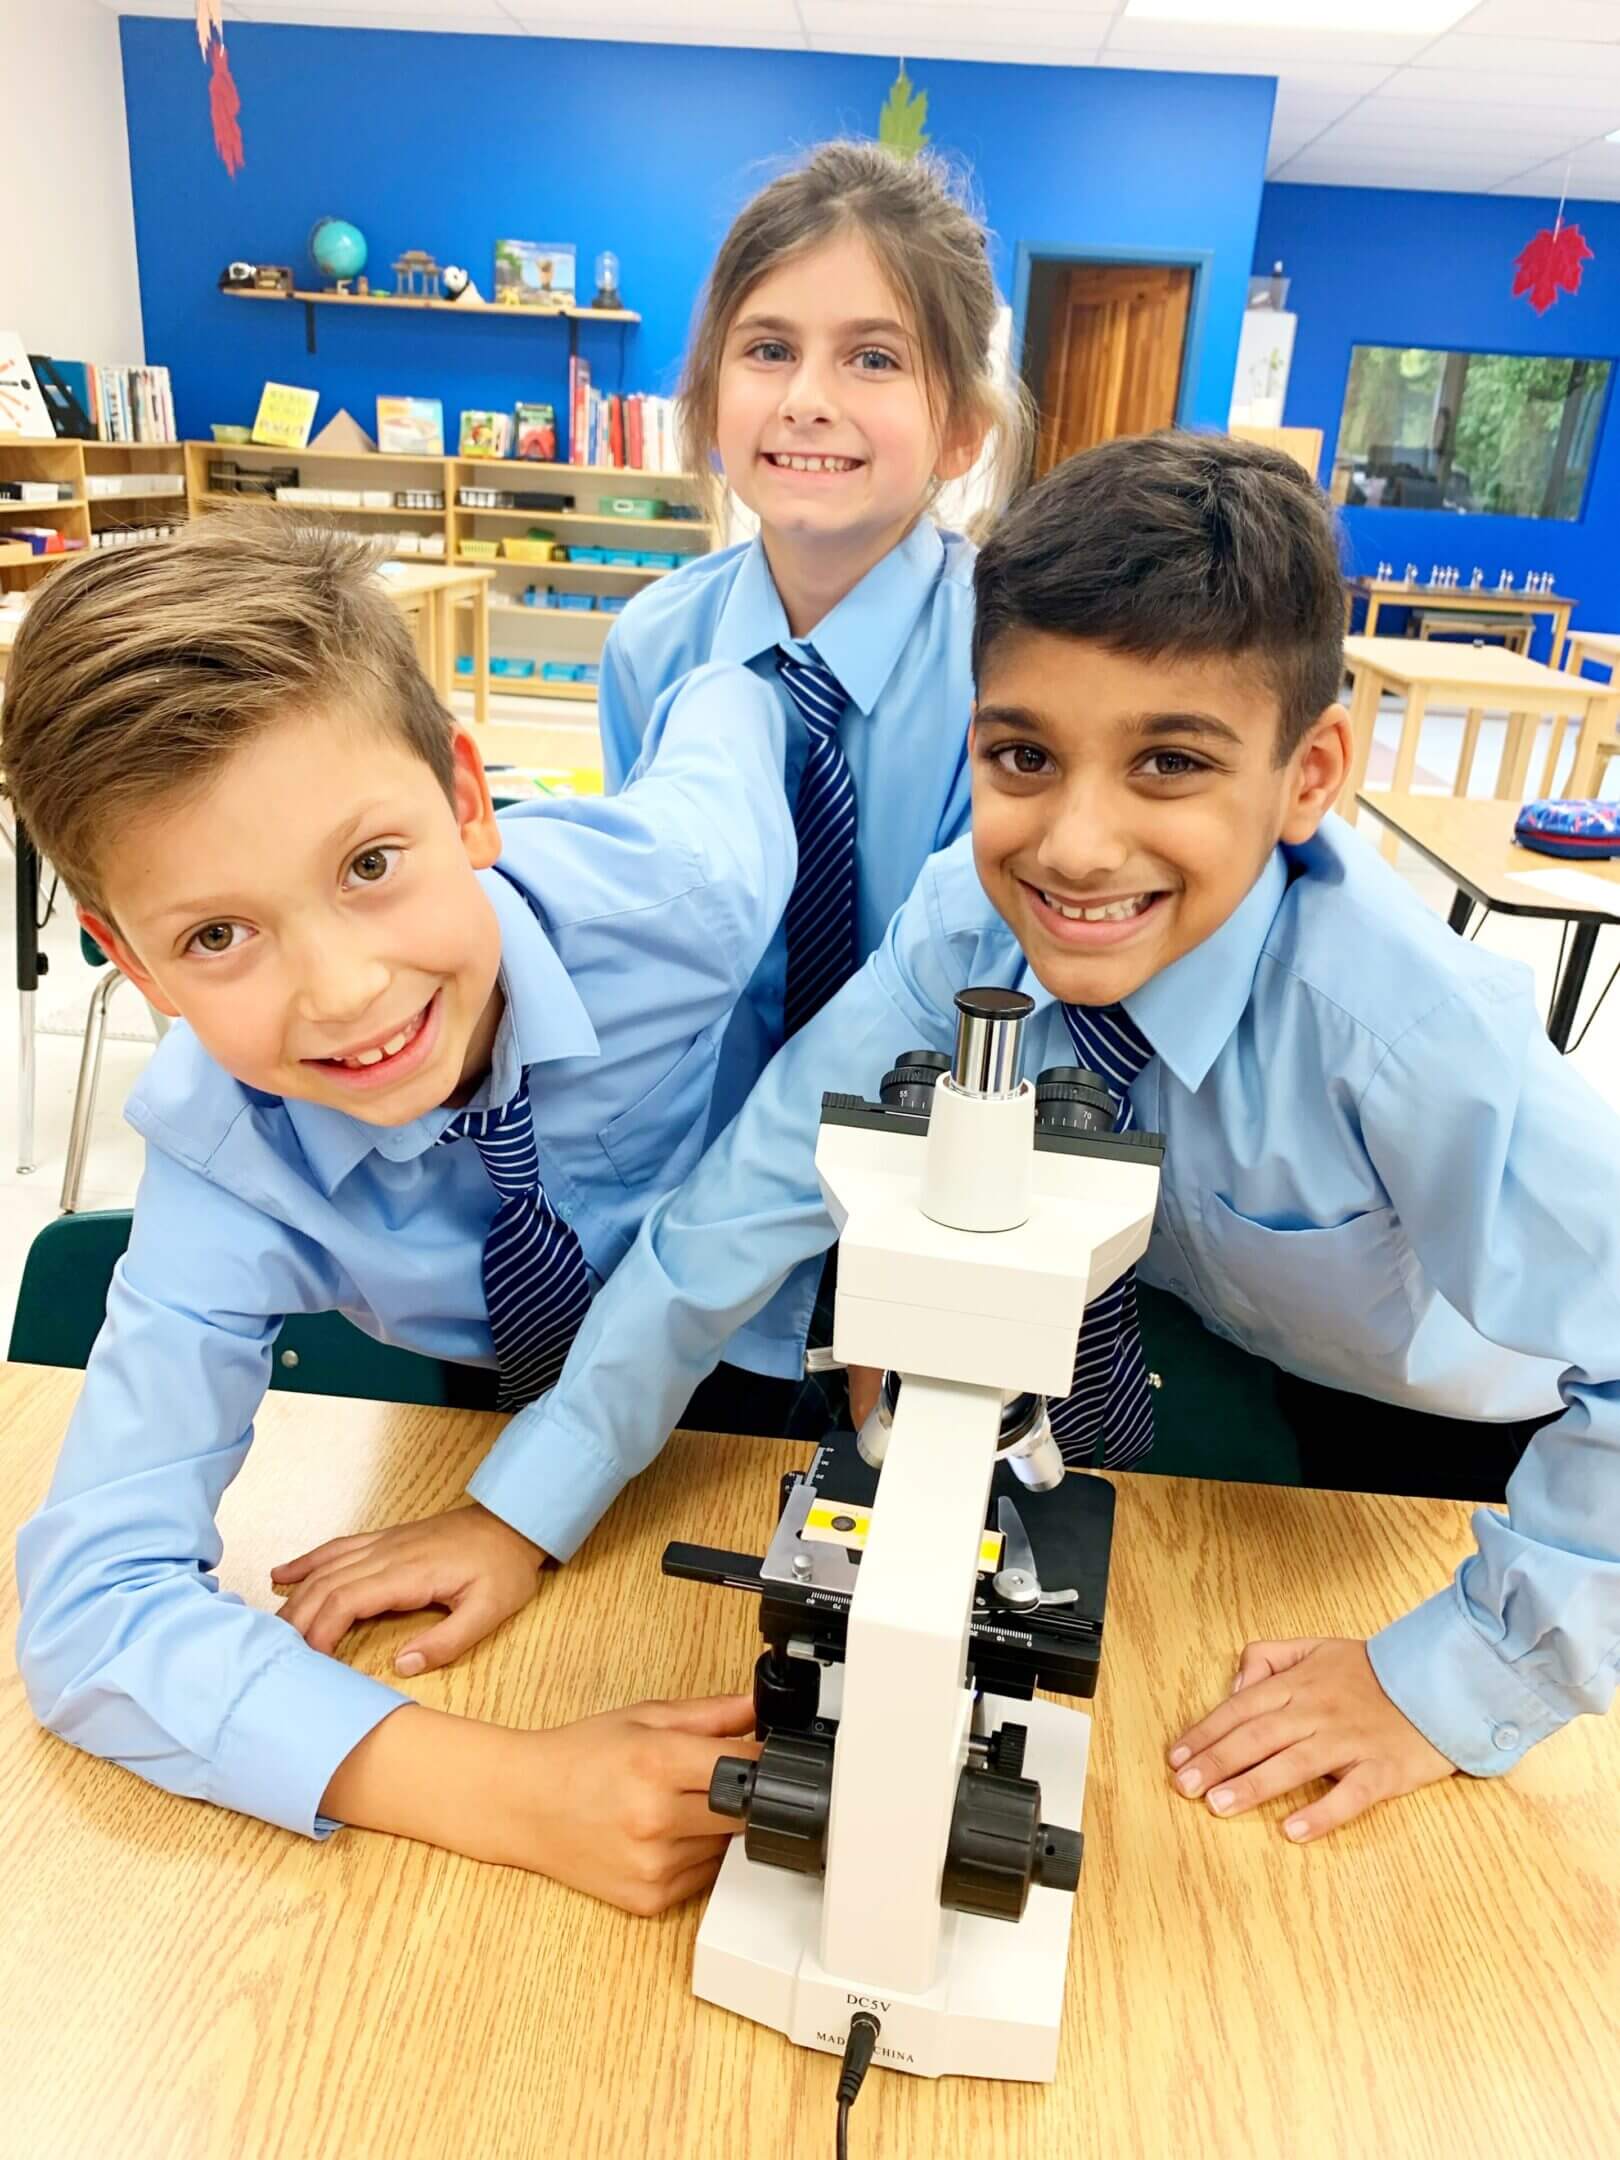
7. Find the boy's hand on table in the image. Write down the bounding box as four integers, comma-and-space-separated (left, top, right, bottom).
513, 1694, 761, 1913
272, 1502, 547, 1675
1167, 1636, 1454, 1842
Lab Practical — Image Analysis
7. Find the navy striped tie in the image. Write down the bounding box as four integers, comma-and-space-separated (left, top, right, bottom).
777, 647, 858, 1038
1048, 1004, 1158, 1469
439, 1077, 592, 1411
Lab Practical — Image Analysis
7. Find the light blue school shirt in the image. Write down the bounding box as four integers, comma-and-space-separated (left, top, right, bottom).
598, 518, 977, 1139
472, 822, 1620, 1782
14, 662, 794, 1841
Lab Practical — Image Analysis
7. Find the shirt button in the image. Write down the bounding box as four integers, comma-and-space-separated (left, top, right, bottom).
1493, 1722, 1521, 1752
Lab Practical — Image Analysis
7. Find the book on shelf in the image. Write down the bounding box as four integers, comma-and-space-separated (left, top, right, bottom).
376, 396, 445, 456
459, 409, 513, 458
514, 402, 557, 460
60, 361, 178, 444
565, 376, 679, 472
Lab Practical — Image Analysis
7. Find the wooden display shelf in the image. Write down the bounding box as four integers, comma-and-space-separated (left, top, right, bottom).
454, 552, 674, 581
0, 496, 86, 515
224, 287, 639, 325
462, 457, 688, 486
0, 542, 74, 570
193, 439, 451, 468
86, 487, 188, 505
476, 674, 599, 702
453, 505, 711, 535
202, 494, 445, 518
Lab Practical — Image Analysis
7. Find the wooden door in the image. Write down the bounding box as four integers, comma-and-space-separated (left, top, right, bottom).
1035, 263, 1194, 474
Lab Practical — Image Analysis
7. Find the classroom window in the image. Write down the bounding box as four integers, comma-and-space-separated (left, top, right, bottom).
1330, 344, 1612, 520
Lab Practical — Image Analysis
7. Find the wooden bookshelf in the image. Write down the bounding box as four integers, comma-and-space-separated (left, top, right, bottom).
0, 437, 92, 590
184, 442, 713, 708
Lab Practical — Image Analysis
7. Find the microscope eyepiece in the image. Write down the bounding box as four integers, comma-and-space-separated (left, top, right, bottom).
950, 987, 1035, 1099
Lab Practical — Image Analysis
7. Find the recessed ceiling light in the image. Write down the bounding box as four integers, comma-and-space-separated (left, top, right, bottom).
1124, 1, 1473, 29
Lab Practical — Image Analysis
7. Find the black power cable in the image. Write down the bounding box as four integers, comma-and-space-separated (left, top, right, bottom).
834, 2013, 881, 2160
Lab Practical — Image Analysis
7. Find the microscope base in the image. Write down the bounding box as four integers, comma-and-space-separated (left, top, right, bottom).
692, 1693, 1091, 2083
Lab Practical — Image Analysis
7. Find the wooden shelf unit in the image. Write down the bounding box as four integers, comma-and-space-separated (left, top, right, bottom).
185, 442, 713, 702
0, 436, 92, 589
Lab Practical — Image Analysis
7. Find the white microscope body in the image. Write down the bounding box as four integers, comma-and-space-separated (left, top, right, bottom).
686, 990, 1162, 2082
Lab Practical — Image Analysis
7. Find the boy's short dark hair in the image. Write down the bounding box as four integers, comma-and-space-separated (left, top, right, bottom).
972, 429, 1346, 762
3, 508, 457, 922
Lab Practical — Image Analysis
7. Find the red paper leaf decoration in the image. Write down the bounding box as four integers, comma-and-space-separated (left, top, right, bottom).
208, 38, 245, 179
1512, 222, 1593, 314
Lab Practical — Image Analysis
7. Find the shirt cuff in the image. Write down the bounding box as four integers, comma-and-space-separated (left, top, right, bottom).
1367, 1583, 1569, 1776
209, 1639, 409, 1837
468, 1403, 627, 1564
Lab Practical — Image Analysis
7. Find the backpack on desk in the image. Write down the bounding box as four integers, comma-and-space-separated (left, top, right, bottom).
1513, 799, 1620, 860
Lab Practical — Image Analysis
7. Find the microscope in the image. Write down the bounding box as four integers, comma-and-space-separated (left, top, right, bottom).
662, 988, 1163, 2083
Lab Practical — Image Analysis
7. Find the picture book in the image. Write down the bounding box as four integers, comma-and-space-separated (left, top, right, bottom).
459, 409, 512, 458
376, 396, 445, 456
0, 334, 55, 438
494, 240, 576, 310
514, 402, 557, 461
252, 381, 320, 449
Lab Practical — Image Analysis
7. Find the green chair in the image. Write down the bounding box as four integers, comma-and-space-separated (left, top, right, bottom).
60, 928, 172, 1218
8, 1209, 498, 1410
1136, 1283, 1301, 1486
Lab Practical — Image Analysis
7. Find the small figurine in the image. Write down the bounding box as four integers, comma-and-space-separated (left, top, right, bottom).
392, 250, 441, 298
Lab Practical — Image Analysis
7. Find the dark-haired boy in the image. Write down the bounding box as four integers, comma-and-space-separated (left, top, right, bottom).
313, 431, 1620, 1841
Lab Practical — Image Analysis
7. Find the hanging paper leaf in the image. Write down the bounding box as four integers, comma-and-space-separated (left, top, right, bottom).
195, 0, 225, 60
879, 67, 929, 160
1512, 222, 1593, 314
208, 37, 245, 180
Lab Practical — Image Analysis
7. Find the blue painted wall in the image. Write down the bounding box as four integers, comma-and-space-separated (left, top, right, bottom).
1257, 182, 1620, 644
120, 20, 1274, 451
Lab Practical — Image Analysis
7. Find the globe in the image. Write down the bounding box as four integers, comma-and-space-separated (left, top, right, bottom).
310, 218, 367, 283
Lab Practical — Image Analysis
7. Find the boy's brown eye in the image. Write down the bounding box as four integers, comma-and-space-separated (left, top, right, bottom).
196, 923, 234, 954
351, 849, 390, 882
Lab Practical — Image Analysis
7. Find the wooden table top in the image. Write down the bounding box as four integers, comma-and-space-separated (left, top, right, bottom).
3, 1361, 1616, 2160
1564, 628, 1620, 660
377, 560, 496, 596
1348, 578, 1576, 607
1343, 634, 1607, 704
1356, 792, 1620, 919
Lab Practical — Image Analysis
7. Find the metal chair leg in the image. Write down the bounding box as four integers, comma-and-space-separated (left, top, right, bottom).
61, 968, 125, 1215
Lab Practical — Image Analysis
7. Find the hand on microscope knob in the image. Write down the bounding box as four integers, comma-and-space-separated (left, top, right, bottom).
847, 1363, 883, 1430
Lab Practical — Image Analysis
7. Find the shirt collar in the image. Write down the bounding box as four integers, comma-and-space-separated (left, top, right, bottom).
1122, 847, 1289, 1095
711, 520, 946, 717
283, 861, 600, 1195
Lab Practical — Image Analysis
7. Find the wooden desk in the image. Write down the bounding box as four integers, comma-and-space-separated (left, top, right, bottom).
3, 1364, 1616, 2159
379, 561, 495, 726
1341, 637, 1618, 858
1355, 791, 1620, 1050
1348, 576, 1576, 665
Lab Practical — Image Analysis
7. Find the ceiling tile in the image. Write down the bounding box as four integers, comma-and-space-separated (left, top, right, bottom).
804, 33, 1104, 65
1456, 0, 1620, 38
1413, 31, 1620, 80
801, 3, 1107, 47
1098, 22, 1429, 66
505, 1, 795, 28
1375, 67, 1620, 109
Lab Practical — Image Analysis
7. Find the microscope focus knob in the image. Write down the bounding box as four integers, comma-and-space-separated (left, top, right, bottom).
941, 1767, 1084, 1920
708, 1730, 835, 1877
1034, 1066, 1115, 1135
986, 1720, 1028, 1780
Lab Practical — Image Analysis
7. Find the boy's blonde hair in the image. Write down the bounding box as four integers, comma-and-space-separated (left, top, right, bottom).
678, 140, 1032, 530
3, 509, 457, 923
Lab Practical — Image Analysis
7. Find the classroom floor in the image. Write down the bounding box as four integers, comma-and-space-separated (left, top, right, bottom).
3, 693, 1619, 1347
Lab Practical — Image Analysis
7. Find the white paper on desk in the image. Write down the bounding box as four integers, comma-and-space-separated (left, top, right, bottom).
1506, 866, 1619, 909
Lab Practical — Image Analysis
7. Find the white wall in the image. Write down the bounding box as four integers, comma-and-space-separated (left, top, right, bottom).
0, 0, 144, 363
